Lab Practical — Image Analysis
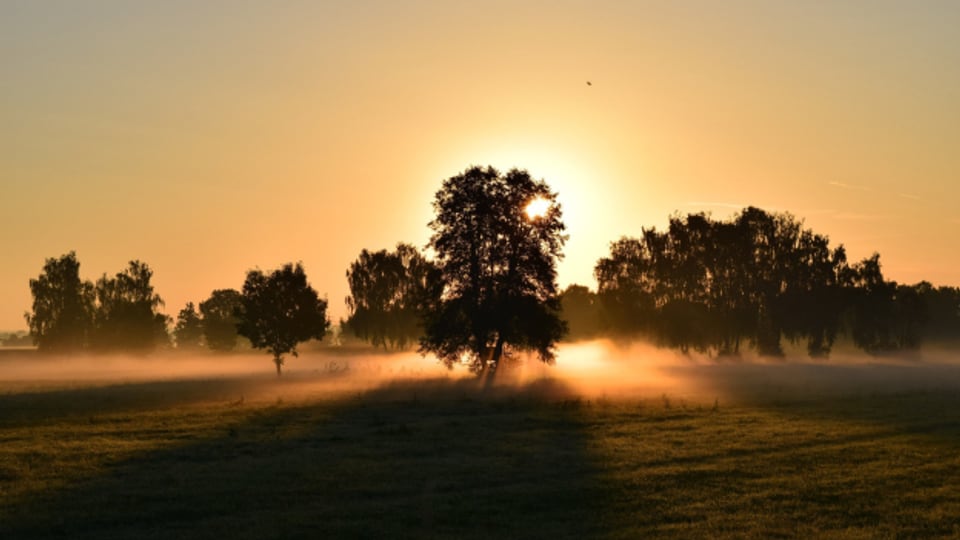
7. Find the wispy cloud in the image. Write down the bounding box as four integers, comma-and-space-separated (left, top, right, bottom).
827, 181, 873, 192
829, 181, 923, 204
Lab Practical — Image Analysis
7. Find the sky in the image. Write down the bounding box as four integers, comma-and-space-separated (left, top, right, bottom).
3, 0, 959, 331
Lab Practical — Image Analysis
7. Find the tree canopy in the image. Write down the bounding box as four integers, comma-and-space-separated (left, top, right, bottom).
26, 254, 169, 353
344, 243, 441, 350
419, 166, 567, 374
559, 284, 603, 341
173, 302, 204, 349
91, 260, 170, 352
25, 252, 95, 352
594, 207, 933, 357
237, 263, 330, 374
200, 289, 243, 352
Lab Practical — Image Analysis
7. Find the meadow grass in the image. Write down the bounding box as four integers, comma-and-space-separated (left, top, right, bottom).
1, 354, 959, 539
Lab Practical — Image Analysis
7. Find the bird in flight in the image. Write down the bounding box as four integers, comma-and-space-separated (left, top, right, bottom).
586, 81, 592, 86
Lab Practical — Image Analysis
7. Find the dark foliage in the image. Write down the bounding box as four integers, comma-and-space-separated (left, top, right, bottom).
914, 283, 960, 344
0, 331, 33, 347
594, 207, 933, 358
25, 252, 95, 352
91, 261, 170, 352
344, 243, 441, 350
559, 284, 603, 341
26, 254, 169, 353
420, 166, 567, 374
200, 289, 243, 352
173, 302, 204, 349
237, 263, 330, 375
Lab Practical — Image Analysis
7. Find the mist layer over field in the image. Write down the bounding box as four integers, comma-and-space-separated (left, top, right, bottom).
3, 342, 960, 538
3, 341, 959, 407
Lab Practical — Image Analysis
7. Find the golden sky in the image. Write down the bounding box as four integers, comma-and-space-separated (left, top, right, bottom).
3, 1, 959, 330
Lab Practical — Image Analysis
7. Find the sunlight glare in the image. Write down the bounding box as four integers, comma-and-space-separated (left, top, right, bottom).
525, 197, 550, 219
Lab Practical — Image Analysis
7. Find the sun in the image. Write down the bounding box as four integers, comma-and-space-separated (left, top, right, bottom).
525, 197, 551, 220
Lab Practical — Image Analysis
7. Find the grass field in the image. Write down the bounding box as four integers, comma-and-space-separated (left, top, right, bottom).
2, 345, 959, 538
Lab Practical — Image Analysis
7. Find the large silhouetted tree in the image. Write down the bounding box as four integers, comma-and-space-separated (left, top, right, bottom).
91, 260, 170, 352
345, 243, 441, 350
25, 252, 95, 352
173, 302, 204, 349
420, 166, 567, 374
237, 263, 330, 375
200, 289, 243, 351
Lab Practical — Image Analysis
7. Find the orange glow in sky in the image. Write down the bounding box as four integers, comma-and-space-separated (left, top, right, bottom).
2, 1, 959, 330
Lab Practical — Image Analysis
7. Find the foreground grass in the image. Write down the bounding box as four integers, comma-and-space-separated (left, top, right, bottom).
1, 367, 960, 538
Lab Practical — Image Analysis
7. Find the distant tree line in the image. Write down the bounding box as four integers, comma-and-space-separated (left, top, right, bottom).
26, 253, 170, 353
23, 170, 960, 373
25, 254, 330, 374
341, 243, 441, 351
576, 207, 960, 357
172, 289, 244, 352
0, 331, 32, 347
342, 206, 959, 360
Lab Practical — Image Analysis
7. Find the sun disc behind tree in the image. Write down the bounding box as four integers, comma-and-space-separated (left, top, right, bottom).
421, 165, 568, 376
525, 197, 551, 219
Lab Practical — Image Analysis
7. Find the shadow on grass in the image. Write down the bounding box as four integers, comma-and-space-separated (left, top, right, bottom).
0, 375, 317, 429
1, 377, 609, 540
666, 361, 960, 433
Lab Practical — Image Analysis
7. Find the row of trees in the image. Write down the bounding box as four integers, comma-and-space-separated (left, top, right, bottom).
342, 206, 959, 361
26, 166, 567, 376
26, 254, 329, 374
26, 254, 169, 353
25, 166, 960, 374
585, 208, 960, 357
172, 264, 329, 373
172, 290, 243, 352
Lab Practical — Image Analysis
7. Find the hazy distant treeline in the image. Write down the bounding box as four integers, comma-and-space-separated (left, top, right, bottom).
26, 254, 169, 353
340, 206, 960, 359
21, 205, 960, 361
23, 254, 328, 368
566, 207, 960, 357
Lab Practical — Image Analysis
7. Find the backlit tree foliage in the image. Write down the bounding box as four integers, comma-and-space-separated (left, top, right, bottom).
420, 166, 567, 374
595, 207, 928, 357
25, 252, 95, 352
344, 243, 441, 350
237, 263, 330, 375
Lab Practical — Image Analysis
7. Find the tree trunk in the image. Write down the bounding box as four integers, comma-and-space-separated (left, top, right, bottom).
274, 354, 283, 376
492, 334, 505, 365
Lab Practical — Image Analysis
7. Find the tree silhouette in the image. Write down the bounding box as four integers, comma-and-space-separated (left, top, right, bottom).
844, 253, 920, 354
25, 252, 95, 352
419, 166, 567, 374
200, 289, 243, 352
237, 263, 330, 375
559, 284, 602, 341
91, 260, 170, 352
595, 208, 862, 358
173, 302, 204, 349
344, 243, 441, 350
593, 237, 657, 337
915, 283, 960, 344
